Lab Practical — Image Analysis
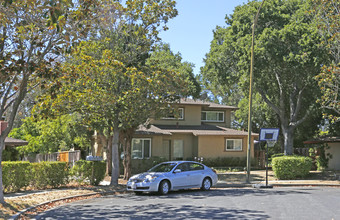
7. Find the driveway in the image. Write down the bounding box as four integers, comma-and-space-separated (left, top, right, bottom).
35, 187, 340, 219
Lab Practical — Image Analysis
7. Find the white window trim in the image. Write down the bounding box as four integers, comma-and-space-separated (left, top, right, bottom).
132, 138, 152, 159
201, 111, 225, 122
225, 139, 243, 151
162, 108, 184, 120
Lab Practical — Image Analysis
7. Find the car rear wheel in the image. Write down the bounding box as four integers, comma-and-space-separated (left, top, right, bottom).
201, 177, 211, 191
158, 180, 170, 195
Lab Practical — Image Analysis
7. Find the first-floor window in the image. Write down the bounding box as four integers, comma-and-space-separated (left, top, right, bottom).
132, 138, 151, 159
225, 139, 242, 151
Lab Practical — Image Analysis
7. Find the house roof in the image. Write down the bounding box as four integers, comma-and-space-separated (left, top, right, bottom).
178, 98, 238, 110
136, 124, 258, 137
304, 136, 340, 144
4, 137, 28, 146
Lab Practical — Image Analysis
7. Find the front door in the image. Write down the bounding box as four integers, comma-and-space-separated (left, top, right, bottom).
173, 140, 184, 160
162, 140, 171, 160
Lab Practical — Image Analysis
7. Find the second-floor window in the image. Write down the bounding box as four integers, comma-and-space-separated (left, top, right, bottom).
201, 111, 224, 122
162, 108, 184, 120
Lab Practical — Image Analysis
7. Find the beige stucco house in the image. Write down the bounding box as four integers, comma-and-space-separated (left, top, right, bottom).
131, 98, 258, 161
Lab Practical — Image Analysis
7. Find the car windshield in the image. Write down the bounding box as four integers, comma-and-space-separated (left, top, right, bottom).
148, 163, 177, 173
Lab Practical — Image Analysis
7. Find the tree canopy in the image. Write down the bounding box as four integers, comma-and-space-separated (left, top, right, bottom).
0, 0, 101, 203
33, 0, 190, 185
9, 114, 91, 155
313, 0, 340, 123
201, 0, 328, 154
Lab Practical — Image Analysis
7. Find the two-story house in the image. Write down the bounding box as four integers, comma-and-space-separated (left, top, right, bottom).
131, 98, 257, 161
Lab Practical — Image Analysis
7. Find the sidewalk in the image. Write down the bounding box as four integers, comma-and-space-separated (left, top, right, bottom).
216, 170, 340, 188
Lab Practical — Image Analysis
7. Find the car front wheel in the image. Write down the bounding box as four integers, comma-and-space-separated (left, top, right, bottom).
158, 180, 170, 195
201, 177, 211, 191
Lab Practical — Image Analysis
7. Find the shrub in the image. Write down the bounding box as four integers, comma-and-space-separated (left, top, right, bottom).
272, 156, 312, 180
31, 162, 69, 189
202, 157, 247, 168
131, 157, 168, 174
2, 161, 31, 193
71, 160, 106, 185
309, 144, 332, 171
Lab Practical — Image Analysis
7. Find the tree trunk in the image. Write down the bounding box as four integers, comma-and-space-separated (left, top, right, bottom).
110, 123, 120, 186
123, 139, 132, 180
0, 137, 5, 203
282, 125, 295, 155
121, 128, 134, 180
100, 135, 112, 175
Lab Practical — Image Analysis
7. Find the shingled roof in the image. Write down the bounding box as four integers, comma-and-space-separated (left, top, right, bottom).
136, 124, 257, 137
179, 98, 238, 110
304, 136, 340, 144
4, 137, 28, 146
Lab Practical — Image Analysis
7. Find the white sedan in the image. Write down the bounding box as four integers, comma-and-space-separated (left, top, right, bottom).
127, 161, 218, 195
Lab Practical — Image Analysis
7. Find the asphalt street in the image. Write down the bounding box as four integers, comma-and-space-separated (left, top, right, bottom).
35, 187, 340, 219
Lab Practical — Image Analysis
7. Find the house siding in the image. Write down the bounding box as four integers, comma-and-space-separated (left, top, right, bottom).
197, 136, 255, 159
150, 105, 202, 126
326, 142, 340, 170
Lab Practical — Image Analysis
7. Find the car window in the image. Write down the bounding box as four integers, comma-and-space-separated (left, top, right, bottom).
176, 163, 190, 172
189, 163, 204, 171
149, 163, 177, 172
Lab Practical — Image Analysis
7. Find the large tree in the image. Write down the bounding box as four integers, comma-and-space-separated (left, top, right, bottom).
313, 0, 340, 123
9, 114, 91, 156
0, 0, 100, 203
201, 0, 328, 155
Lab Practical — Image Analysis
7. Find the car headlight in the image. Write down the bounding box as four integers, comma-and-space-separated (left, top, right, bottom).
128, 176, 137, 183
144, 175, 159, 183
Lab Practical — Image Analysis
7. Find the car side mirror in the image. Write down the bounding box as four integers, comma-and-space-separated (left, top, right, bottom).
174, 169, 181, 173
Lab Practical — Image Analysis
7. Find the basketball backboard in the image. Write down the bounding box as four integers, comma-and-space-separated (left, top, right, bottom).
259, 128, 279, 141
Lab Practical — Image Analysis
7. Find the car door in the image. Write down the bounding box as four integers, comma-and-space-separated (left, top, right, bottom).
171, 163, 192, 189
188, 162, 205, 187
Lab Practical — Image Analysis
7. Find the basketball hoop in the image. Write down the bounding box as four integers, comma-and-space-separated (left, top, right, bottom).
267, 140, 276, 148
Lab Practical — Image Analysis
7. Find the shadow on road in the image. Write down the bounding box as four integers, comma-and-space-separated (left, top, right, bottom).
36, 203, 270, 219
119, 187, 314, 201
34, 188, 318, 219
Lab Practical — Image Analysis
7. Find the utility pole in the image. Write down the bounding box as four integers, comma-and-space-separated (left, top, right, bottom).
246, 0, 266, 183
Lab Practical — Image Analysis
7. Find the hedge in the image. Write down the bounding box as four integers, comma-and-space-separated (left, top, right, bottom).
131, 157, 168, 174
2, 161, 31, 192
30, 162, 69, 189
202, 157, 248, 168
272, 156, 312, 180
2, 161, 86, 193
71, 160, 106, 185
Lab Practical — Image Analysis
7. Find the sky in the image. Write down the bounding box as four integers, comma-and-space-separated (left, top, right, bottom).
159, 0, 247, 76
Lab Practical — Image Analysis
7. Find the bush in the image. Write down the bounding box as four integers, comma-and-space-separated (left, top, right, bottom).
309, 144, 332, 171
31, 162, 69, 189
272, 156, 312, 180
202, 157, 247, 168
131, 157, 168, 174
2, 161, 31, 193
71, 160, 106, 185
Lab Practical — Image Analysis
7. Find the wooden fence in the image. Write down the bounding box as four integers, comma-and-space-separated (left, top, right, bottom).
254, 150, 266, 169
23, 150, 81, 167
